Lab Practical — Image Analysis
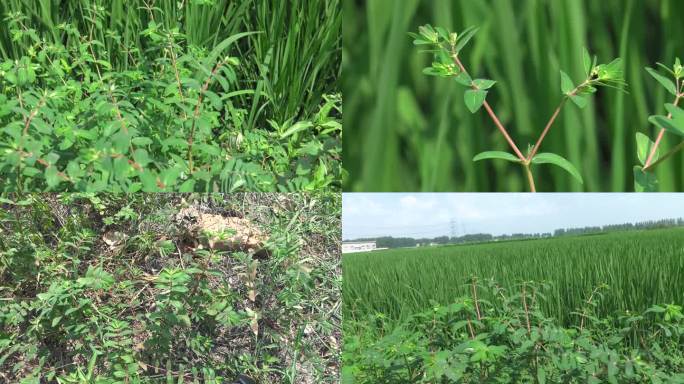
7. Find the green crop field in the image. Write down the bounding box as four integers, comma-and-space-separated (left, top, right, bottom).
343, 0, 684, 192
343, 228, 684, 382
344, 228, 684, 323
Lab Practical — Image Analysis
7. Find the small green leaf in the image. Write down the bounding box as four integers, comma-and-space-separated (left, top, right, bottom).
455, 26, 478, 53
472, 79, 496, 90
409, 31, 433, 46
464, 89, 487, 113
423, 67, 444, 77
473, 151, 520, 163
649, 115, 684, 137
582, 48, 592, 76
531, 153, 583, 184
131, 137, 153, 146
435, 26, 450, 42
45, 166, 61, 188
634, 166, 658, 192
560, 70, 574, 94
418, 25, 438, 43
177, 314, 192, 327
570, 94, 588, 109
52, 316, 62, 327
537, 366, 546, 384
646, 67, 677, 96
133, 149, 151, 167
665, 103, 684, 125
140, 170, 161, 192
635, 132, 658, 165
178, 179, 196, 192
598, 58, 623, 81
412, 38, 432, 46
454, 72, 472, 86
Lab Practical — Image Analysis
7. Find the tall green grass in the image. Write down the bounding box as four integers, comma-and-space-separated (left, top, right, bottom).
343, 228, 684, 325
343, 0, 684, 191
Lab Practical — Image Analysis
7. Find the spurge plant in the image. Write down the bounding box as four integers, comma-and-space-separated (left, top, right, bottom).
411, 24, 626, 192
634, 58, 684, 191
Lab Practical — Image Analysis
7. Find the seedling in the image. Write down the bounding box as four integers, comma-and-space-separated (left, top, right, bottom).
410, 25, 626, 191
634, 58, 684, 191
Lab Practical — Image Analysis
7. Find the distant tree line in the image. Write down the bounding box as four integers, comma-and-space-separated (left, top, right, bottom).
349, 218, 684, 249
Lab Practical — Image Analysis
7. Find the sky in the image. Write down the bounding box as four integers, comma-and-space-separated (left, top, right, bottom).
342, 193, 684, 240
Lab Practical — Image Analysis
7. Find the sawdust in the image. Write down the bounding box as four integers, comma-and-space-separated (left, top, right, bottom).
175, 207, 268, 255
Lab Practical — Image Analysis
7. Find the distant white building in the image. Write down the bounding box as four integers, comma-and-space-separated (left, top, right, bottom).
342, 241, 377, 253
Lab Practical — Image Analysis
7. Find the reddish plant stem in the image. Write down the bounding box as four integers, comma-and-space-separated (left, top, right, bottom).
168, 37, 186, 115
528, 98, 568, 161
644, 94, 682, 170
524, 164, 536, 192
452, 55, 526, 161
16, 94, 46, 190
466, 315, 476, 339
522, 283, 531, 336
528, 79, 590, 161
471, 277, 482, 321
644, 140, 684, 171
579, 286, 600, 332
187, 61, 223, 173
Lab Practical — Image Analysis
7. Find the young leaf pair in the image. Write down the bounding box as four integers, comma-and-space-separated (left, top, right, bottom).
412, 24, 626, 192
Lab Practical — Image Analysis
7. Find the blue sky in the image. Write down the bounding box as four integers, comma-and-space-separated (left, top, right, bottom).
342, 193, 684, 240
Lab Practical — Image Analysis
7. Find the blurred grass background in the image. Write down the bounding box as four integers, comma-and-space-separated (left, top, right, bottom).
343, 0, 684, 191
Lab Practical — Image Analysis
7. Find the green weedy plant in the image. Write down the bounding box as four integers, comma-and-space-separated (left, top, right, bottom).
1, 193, 341, 382
410, 25, 626, 192
343, 279, 684, 383
634, 58, 684, 191
0, 1, 341, 193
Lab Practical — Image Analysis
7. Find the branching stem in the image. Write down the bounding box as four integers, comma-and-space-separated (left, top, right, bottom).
471, 277, 482, 321
644, 93, 683, 170
528, 99, 567, 162
522, 283, 531, 336
528, 80, 590, 161
452, 54, 594, 192
452, 55, 526, 161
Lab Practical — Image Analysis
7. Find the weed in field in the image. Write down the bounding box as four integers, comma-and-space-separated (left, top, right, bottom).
0, 193, 341, 382
411, 24, 625, 192
0, 1, 341, 192
634, 58, 684, 191
343, 228, 684, 329
343, 279, 684, 383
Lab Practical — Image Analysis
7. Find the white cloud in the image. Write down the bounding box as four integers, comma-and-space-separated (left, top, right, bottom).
343, 193, 684, 240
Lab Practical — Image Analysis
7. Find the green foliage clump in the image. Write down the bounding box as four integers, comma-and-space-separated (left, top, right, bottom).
0, 193, 341, 382
343, 280, 684, 383
0, 0, 341, 192
410, 24, 625, 191
635, 58, 684, 191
